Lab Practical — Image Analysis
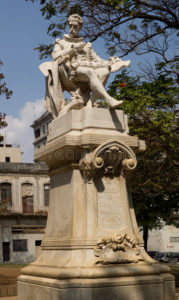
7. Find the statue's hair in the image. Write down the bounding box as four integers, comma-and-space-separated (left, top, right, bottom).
68, 14, 83, 28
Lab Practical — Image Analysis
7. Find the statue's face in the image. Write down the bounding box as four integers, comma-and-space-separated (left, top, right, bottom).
69, 22, 81, 38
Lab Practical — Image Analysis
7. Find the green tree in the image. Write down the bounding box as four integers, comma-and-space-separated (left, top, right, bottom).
0, 60, 12, 129
27, 0, 178, 82
108, 71, 179, 249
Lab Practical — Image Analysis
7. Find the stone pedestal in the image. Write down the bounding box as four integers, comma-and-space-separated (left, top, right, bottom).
18, 107, 175, 300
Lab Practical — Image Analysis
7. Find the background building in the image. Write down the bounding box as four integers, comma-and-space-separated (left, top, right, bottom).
0, 136, 50, 264
31, 111, 53, 150
148, 224, 179, 253
0, 136, 22, 163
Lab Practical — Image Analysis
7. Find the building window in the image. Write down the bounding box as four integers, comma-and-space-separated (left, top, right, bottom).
21, 183, 34, 214
5, 157, 10, 162
35, 128, 41, 138
35, 240, 42, 246
170, 237, 179, 243
42, 125, 46, 134
44, 184, 50, 206
0, 182, 12, 207
3, 242, 10, 262
13, 239, 28, 252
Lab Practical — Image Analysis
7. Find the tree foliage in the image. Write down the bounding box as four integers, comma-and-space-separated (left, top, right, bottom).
0, 60, 12, 129
108, 70, 179, 247
27, 0, 178, 81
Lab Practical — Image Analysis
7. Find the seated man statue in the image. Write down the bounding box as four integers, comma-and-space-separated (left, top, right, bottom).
39, 14, 130, 118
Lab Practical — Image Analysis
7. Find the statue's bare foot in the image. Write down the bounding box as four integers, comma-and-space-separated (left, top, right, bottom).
58, 99, 83, 117
107, 98, 123, 108
86, 100, 93, 107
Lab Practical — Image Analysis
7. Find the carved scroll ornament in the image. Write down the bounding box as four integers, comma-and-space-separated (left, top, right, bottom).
79, 140, 137, 178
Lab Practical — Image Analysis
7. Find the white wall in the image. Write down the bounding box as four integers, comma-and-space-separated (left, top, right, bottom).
148, 225, 179, 252
11, 232, 44, 264
0, 147, 22, 162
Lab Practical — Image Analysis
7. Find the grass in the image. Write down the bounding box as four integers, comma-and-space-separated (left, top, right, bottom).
0, 264, 26, 268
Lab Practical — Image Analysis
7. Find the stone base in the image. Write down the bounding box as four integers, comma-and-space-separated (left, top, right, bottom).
21, 107, 175, 300
18, 271, 175, 300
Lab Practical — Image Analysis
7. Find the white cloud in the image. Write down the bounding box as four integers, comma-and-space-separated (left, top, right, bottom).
1, 99, 45, 162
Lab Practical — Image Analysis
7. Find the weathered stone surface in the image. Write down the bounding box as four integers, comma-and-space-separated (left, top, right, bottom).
34, 107, 145, 169
18, 107, 175, 299
18, 271, 175, 300
47, 106, 129, 142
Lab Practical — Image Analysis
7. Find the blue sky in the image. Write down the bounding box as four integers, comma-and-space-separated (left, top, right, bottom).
0, 0, 52, 116
0, 0, 149, 162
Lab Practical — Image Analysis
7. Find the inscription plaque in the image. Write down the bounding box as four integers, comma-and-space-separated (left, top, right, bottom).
97, 177, 126, 230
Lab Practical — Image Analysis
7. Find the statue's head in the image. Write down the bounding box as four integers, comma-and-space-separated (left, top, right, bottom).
68, 14, 83, 38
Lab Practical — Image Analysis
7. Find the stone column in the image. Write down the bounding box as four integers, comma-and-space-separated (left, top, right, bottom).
18, 107, 175, 300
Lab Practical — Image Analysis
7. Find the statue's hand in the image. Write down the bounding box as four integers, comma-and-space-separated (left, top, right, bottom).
71, 43, 86, 54
109, 57, 130, 73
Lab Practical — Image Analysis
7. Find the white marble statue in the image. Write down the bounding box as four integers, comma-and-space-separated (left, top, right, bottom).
39, 14, 130, 117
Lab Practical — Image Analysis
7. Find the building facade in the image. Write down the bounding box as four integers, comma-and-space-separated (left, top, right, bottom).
31, 111, 53, 150
0, 136, 22, 163
0, 137, 50, 264
0, 161, 50, 264
147, 223, 179, 253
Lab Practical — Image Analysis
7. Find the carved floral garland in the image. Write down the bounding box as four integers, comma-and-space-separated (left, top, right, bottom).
94, 233, 144, 264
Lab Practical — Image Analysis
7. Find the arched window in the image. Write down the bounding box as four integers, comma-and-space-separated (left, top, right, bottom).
0, 182, 12, 209
44, 183, 50, 206
21, 183, 34, 214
